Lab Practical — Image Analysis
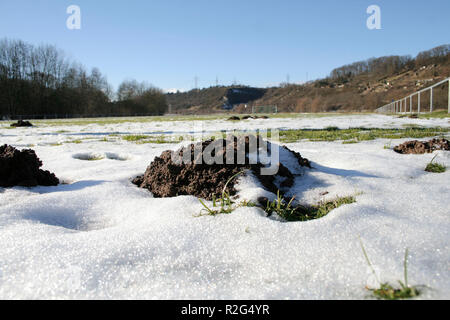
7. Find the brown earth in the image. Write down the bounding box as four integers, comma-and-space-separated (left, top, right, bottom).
393, 138, 450, 154
0, 145, 59, 187
228, 115, 269, 121
133, 136, 310, 200
10, 120, 33, 127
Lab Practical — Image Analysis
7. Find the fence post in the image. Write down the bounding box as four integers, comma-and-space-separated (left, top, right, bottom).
430, 88, 433, 113
410, 96, 412, 113
418, 92, 421, 114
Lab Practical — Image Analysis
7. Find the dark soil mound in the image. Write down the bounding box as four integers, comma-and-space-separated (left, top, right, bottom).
0, 145, 59, 187
227, 115, 269, 121
10, 120, 33, 127
394, 138, 450, 154
133, 136, 310, 200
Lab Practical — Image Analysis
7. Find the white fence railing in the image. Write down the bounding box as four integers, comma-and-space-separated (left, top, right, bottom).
375, 77, 450, 114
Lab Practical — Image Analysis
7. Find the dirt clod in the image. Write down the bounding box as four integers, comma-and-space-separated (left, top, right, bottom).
10, 120, 33, 127
0, 145, 59, 187
133, 136, 310, 200
393, 138, 449, 154
227, 115, 269, 121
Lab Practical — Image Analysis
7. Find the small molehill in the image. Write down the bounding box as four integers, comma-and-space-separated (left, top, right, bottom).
0, 145, 59, 187
227, 115, 269, 121
394, 138, 449, 154
10, 120, 33, 127
133, 135, 311, 200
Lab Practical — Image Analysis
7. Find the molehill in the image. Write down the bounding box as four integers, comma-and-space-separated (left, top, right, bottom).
394, 138, 449, 154
10, 120, 33, 127
0, 145, 59, 187
133, 135, 311, 200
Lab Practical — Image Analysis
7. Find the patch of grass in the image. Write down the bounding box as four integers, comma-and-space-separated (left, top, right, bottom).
383, 141, 392, 149
280, 127, 450, 143
64, 139, 82, 144
264, 192, 356, 222
370, 282, 420, 300
263, 191, 297, 220
122, 135, 149, 142
418, 110, 450, 119
195, 171, 245, 217
122, 134, 179, 144
342, 140, 358, 144
238, 199, 257, 208
137, 135, 179, 144
401, 124, 421, 128
425, 155, 446, 173
360, 240, 420, 300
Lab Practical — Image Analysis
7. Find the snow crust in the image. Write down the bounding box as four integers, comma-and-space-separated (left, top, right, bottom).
0, 114, 448, 299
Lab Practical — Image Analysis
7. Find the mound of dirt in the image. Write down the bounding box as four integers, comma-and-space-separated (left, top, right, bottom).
394, 138, 450, 154
133, 135, 311, 200
10, 120, 33, 127
0, 145, 59, 187
227, 115, 269, 121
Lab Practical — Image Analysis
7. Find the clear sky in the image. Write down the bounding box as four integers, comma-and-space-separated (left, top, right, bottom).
0, 0, 449, 92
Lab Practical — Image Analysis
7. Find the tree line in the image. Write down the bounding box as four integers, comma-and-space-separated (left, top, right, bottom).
330, 44, 450, 81
0, 38, 167, 119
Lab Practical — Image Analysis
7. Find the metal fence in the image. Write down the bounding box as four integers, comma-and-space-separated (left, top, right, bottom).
251, 105, 278, 114
375, 77, 450, 114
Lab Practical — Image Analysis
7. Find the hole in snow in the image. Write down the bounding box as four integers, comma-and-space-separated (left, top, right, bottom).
105, 153, 132, 161
72, 153, 104, 161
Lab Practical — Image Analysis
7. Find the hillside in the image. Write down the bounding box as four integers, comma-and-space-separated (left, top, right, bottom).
166, 45, 450, 114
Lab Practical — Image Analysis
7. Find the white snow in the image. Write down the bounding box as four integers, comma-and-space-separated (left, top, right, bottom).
0, 114, 449, 299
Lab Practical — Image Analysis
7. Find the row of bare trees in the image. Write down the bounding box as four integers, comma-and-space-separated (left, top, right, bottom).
330, 44, 450, 81
0, 38, 167, 118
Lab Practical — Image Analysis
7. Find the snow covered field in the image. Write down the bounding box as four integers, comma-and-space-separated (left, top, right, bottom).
0, 114, 449, 299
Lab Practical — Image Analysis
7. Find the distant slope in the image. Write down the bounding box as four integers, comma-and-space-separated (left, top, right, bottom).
166, 44, 450, 114
166, 86, 266, 114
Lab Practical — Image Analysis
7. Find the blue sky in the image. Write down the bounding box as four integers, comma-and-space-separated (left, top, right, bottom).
0, 0, 449, 92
